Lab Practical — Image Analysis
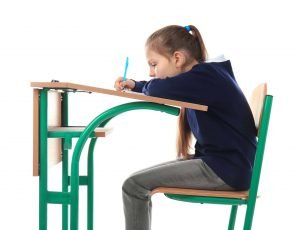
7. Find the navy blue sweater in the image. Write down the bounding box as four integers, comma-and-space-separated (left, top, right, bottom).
132, 60, 257, 190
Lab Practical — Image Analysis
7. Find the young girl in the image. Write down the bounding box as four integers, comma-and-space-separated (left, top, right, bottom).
114, 25, 257, 230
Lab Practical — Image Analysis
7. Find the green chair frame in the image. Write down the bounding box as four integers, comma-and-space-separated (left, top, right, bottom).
151, 85, 273, 230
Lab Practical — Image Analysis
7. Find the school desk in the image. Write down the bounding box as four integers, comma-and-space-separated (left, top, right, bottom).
31, 81, 208, 230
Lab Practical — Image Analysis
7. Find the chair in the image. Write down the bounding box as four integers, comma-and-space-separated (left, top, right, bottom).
151, 83, 273, 230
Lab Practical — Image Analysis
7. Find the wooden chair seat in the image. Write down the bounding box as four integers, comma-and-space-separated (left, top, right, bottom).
151, 187, 249, 200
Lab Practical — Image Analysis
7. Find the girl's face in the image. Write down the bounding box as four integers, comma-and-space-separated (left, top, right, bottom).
145, 48, 181, 79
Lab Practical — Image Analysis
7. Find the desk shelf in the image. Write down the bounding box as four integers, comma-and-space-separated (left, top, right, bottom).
48, 126, 112, 138
47, 126, 112, 151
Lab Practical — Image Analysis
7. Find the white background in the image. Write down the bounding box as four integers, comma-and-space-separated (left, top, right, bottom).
0, 0, 299, 229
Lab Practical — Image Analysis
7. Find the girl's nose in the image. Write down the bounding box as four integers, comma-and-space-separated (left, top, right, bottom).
149, 69, 155, 77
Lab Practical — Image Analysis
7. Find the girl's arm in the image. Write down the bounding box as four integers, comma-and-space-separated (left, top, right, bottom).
114, 77, 148, 93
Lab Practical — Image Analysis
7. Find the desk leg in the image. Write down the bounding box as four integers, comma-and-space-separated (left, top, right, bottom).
39, 89, 48, 230
87, 139, 97, 230
62, 148, 69, 230
62, 92, 69, 230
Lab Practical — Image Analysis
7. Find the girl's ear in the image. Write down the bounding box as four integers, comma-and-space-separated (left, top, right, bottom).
173, 51, 186, 68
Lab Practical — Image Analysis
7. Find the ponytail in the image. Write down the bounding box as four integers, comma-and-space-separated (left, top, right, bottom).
176, 25, 207, 159
187, 25, 208, 62
176, 108, 192, 159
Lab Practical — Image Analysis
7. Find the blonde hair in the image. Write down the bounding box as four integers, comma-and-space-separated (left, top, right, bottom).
146, 25, 208, 159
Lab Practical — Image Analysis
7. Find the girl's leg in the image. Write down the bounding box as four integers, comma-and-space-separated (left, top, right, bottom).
130, 159, 179, 176
122, 159, 233, 230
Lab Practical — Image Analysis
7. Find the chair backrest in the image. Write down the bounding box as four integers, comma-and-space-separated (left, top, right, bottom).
247, 83, 273, 201
249, 83, 267, 134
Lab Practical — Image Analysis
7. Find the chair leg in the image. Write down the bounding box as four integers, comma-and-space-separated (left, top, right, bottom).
228, 205, 238, 230
243, 200, 257, 230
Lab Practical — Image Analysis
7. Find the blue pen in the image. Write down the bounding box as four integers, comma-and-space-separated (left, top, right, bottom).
123, 56, 129, 82
122, 57, 129, 90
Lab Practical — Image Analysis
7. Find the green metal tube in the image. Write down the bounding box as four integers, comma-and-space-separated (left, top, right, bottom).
39, 89, 48, 230
47, 191, 71, 205
228, 205, 238, 230
62, 92, 69, 230
87, 139, 97, 230
70, 102, 180, 229
244, 95, 273, 230
164, 194, 247, 205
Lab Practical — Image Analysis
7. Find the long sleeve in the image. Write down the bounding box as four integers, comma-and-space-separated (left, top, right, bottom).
132, 80, 148, 93
141, 67, 219, 106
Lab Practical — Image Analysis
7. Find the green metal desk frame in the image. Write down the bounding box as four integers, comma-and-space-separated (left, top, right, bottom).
34, 86, 181, 230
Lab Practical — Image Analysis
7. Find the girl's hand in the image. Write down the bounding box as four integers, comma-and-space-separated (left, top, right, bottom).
114, 77, 135, 91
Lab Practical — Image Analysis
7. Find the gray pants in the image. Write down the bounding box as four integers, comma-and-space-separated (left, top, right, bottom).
122, 159, 233, 230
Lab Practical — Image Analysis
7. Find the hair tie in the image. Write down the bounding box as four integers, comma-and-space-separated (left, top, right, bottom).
184, 25, 191, 32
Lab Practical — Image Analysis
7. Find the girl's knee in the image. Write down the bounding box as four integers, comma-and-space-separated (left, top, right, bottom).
122, 176, 150, 199
122, 177, 139, 194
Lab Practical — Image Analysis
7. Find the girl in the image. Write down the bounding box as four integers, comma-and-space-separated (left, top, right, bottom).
114, 25, 257, 230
